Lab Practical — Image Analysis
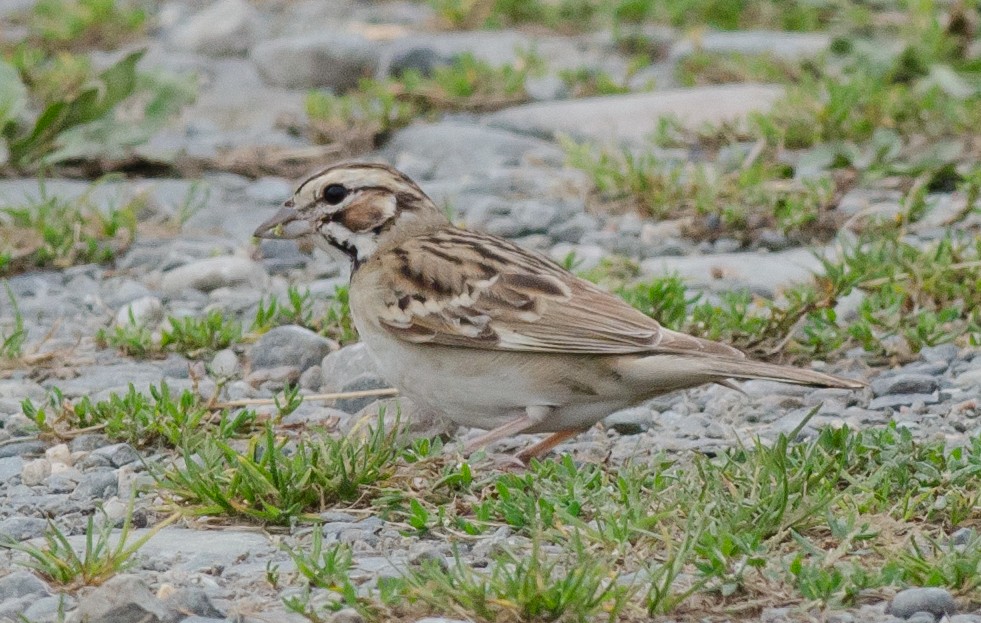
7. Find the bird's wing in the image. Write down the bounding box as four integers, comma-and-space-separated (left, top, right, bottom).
370, 228, 744, 358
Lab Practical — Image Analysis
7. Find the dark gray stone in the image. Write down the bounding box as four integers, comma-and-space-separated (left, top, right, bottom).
21, 594, 70, 622
905, 612, 936, 623
161, 587, 225, 619
92, 443, 140, 467
170, 0, 260, 56
69, 434, 111, 453
251, 325, 334, 373
920, 344, 958, 363
70, 470, 118, 500
0, 440, 44, 458
336, 377, 390, 414
871, 374, 939, 396
604, 407, 653, 435
387, 46, 452, 77
888, 587, 957, 619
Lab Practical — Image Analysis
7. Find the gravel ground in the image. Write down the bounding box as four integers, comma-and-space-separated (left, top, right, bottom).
1, 1, 980, 622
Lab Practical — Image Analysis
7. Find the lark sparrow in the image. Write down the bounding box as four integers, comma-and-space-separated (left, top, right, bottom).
254, 162, 864, 462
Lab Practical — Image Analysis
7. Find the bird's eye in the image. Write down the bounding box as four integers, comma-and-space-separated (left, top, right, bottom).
323, 184, 348, 205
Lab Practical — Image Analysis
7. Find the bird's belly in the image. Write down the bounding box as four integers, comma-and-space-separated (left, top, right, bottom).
357, 329, 637, 432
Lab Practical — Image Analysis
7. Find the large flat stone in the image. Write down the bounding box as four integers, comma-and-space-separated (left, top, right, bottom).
485, 84, 783, 144
670, 30, 831, 60
640, 247, 825, 296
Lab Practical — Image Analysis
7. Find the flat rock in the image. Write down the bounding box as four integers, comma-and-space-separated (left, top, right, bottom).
0, 456, 24, 482
41, 363, 165, 399
871, 374, 939, 396
251, 32, 378, 89
670, 30, 831, 60
321, 343, 382, 393
251, 325, 334, 373
169, 0, 260, 56
486, 84, 783, 144
384, 122, 561, 180
0, 571, 49, 601
640, 247, 824, 296
72, 574, 174, 623
888, 587, 957, 619
161, 256, 268, 295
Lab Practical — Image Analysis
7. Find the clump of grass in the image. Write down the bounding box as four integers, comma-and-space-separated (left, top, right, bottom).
0, 179, 139, 275
160, 310, 243, 358
21, 382, 257, 449
251, 284, 357, 344
1, 499, 177, 589
267, 423, 981, 618
610, 220, 980, 360
0, 281, 26, 360
17, 0, 146, 51
676, 50, 806, 86
96, 319, 156, 358
429, 0, 838, 32
158, 412, 401, 525
564, 139, 837, 241
306, 52, 537, 151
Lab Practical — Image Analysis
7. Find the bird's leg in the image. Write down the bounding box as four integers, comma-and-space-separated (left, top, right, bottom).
515, 428, 587, 464
462, 405, 553, 455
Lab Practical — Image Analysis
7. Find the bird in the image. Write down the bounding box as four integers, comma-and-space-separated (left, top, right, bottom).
254, 161, 864, 463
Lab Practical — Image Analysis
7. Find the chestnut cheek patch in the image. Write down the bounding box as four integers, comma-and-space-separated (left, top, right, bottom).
341, 192, 397, 232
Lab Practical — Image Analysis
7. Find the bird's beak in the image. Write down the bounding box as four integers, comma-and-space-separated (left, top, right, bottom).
253, 204, 313, 239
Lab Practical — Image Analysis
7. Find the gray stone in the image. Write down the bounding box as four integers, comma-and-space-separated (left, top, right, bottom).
414, 617, 473, 623
42, 363, 167, 399
21, 594, 69, 622
71, 470, 118, 500
92, 443, 140, 467
73, 574, 174, 623
871, 374, 939, 396
905, 612, 937, 623
954, 369, 981, 388
161, 256, 268, 295
210, 349, 240, 377
551, 213, 599, 243
329, 608, 365, 623
486, 84, 783, 144
321, 343, 381, 393
299, 365, 323, 391
604, 407, 653, 435
0, 571, 49, 601
0, 440, 44, 458
921, 344, 958, 363
888, 587, 957, 619
0, 516, 47, 541
251, 325, 334, 373
115, 296, 164, 328
640, 247, 825, 297
868, 394, 939, 410
170, 0, 259, 56
525, 74, 568, 101
161, 587, 225, 619
949, 615, 981, 623
69, 434, 110, 453
0, 456, 24, 481
21, 457, 51, 486
251, 33, 378, 90
384, 122, 560, 180
386, 46, 452, 78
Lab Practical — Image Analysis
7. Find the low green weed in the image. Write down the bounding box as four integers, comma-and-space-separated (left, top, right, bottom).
1, 499, 177, 589
161, 310, 242, 358
22, 0, 146, 51
676, 50, 805, 86
0, 281, 26, 359
306, 53, 536, 151
158, 412, 401, 525
21, 382, 256, 449
0, 179, 139, 275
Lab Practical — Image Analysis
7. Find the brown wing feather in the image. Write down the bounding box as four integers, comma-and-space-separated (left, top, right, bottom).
374, 228, 743, 358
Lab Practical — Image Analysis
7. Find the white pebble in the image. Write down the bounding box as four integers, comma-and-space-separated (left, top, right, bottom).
21, 458, 51, 486
45, 443, 73, 467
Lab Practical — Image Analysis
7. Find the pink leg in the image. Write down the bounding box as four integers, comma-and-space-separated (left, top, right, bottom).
514, 428, 586, 464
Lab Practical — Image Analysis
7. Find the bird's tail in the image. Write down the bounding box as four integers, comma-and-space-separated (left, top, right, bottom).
699, 357, 865, 389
